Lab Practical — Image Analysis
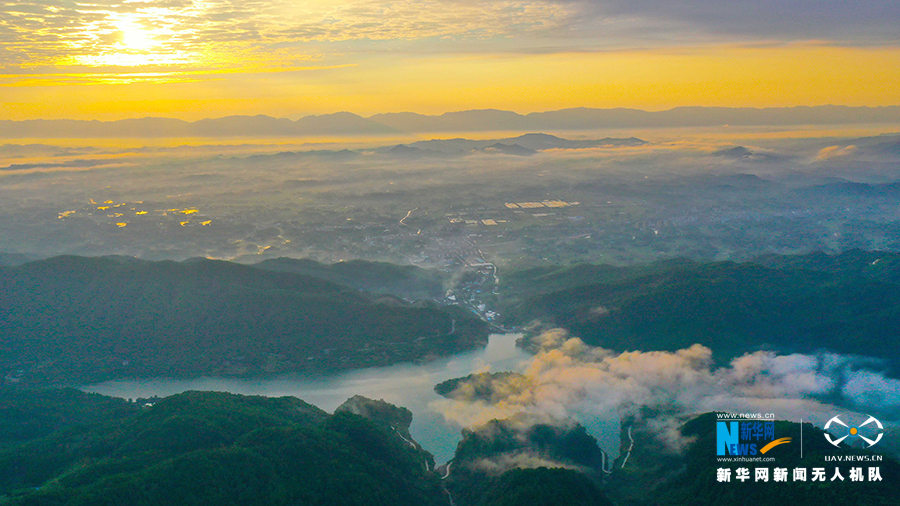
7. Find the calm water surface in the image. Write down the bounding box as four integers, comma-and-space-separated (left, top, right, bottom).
83, 334, 619, 463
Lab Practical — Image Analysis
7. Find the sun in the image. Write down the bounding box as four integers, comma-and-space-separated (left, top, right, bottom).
115, 16, 160, 52
71, 12, 191, 69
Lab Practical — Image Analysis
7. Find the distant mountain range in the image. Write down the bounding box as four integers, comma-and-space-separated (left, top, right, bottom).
2, 105, 899, 138
403, 133, 645, 153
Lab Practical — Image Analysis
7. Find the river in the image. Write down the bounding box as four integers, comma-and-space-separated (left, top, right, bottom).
82, 334, 619, 463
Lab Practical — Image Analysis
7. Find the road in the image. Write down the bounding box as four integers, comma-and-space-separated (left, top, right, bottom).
399, 207, 418, 226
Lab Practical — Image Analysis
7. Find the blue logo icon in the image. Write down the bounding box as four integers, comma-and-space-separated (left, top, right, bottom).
824, 415, 883, 448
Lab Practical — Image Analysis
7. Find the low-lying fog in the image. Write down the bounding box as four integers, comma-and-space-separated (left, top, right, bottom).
2, 125, 900, 266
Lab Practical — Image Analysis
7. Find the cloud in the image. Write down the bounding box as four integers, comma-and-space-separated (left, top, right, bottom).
5, 0, 896, 79
563, 0, 900, 45
0, 0, 572, 72
842, 370, 900, 407
815, 145, 857, 161
433, 329, 900, 452
469, 453, 581, 474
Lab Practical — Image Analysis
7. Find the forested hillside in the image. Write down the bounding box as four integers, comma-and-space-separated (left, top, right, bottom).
0, 256, 488, 386
0, 389, 443, 506
500, 252, 900, 368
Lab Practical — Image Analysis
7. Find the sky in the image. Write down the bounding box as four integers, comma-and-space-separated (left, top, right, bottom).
1, 0, 899, 120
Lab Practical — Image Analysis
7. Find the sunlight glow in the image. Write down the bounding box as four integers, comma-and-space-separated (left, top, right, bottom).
0, 0, 897, 119
69, 11, 191, 68
116, 16, 159, 52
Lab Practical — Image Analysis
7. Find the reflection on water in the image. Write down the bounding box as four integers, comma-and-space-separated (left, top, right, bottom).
83, 334, 535, 463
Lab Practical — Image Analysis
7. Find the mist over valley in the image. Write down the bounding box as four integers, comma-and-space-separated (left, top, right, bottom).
3, 118, 900, 505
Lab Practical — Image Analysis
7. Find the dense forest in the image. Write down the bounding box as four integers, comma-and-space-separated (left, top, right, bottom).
6, 251, 900, 387
254, 257, 447, 301
499, 250, 900, 369
3, 389, 896, 506
3, 251, 900, 504
0, 256, 488, 386
0, 389, 443, 505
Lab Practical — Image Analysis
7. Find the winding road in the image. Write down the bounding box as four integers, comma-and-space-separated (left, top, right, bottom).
620, 426, 635, 469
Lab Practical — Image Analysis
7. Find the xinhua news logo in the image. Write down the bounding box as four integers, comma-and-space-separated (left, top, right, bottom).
716, 415, 790, 457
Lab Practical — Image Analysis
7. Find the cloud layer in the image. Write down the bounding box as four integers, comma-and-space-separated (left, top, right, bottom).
433, 329, 900, 452
0, 1, 570, 70
571, 0, 900, 44
2, 0, 898, 73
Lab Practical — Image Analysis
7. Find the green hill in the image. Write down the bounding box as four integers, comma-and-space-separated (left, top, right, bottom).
0, 390, 444, 506
478, 468, 612, 506
0, 388, 137, 451
255, 257, 447, 301
4, 389, 897, 506
0, 255, 488, 386
443, 416, 610, 506
500, 255, 900, 368
752, 249, 900, 285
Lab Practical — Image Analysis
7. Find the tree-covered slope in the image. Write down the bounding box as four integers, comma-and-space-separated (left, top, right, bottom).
0, 388, 138, 451
478, 468, 612, 506
255, 257, 447, 301
442, 416, 611, 506
752, 249, 900, 285
0, 255, 488, 385
0, 390, 444, 506
5, 389, 897, 506
501, 254, 900, 367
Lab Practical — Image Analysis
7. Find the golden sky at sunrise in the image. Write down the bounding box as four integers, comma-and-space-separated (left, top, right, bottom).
1, 0, 899, 120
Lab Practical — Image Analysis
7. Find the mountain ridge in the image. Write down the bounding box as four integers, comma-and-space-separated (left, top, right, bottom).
2, 105, 899, 138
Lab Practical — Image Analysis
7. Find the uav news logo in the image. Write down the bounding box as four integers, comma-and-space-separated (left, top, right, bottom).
714, 412, 888, 485
824, 415, 884, 448
716, 414, 791, 457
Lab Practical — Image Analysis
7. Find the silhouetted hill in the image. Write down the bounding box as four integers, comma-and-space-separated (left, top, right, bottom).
534, 106, 885, 130
711, 146, 787, 162
870, 138, 900, 157
474, 143, 536, 156
0, 256, 488, 385
3, 106, 898, 138
501, 133, 645, 150
192, 115, 297, 136
380, 144, 450, 158
0, 113, 395, 138
293, 111, 399, 135
371, 109, 528, 132
714, 146, 754, 158
404, 133, 644, 153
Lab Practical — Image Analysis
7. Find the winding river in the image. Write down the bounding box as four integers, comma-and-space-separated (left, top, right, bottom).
82, 334, 620, 463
